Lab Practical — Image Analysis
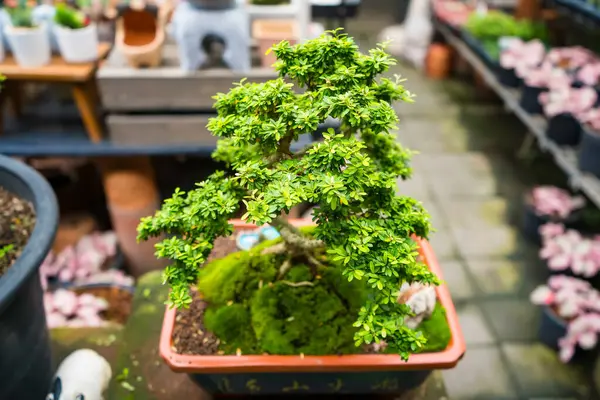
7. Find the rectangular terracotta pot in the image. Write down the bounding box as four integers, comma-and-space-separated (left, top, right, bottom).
159, 219, 466, 395
252, 19, 298, 68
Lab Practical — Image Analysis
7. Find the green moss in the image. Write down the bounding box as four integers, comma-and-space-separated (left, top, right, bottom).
417, 304, 452, 352
196, 232, 451, 356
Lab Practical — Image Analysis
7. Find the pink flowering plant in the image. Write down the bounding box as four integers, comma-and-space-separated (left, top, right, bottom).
530, 274, 600, 362
539, 223, 600, 278
39, 231, 134, 291
546, 47, 598, 71
577, 62, 600, 87
529, 186, 585, 219
579, 108, 600, 134
524, 61, 573, 90
539, 86, 597, 118
44, 289, 109, 329
500, 39, 545, 78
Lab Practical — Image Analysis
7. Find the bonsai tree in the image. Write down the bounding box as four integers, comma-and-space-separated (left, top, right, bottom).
138, 30, 441, 360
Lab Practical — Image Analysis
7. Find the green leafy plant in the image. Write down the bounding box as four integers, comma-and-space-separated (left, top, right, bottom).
6, 2, 36, 29
465, 11, 547, 42
54, 3, 88, 29
0, 244, 14, 259
138, 30, 440, 360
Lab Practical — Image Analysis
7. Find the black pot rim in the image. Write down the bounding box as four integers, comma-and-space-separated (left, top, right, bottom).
0, 155, 58, 308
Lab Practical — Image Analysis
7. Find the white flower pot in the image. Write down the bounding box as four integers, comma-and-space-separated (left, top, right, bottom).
4, 25, 51, 68
54, 24, 99, 64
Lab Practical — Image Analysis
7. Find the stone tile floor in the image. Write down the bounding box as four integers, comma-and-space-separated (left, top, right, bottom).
392, 63, 592, 400
337, 3, 596, 398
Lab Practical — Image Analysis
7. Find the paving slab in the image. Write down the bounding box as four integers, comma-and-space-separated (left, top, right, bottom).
413, 153, 498, 198
454, 303, 496, 346
51, 326, 124, 371
427, 230, 459, 261
480, 299, 541, 341
396, 173, 431, 200
442, 346, 518, 400
465, 258, 546, 297
395, 119, 451, 153
502, 343, 590, 398
437, 197, 509, 230
451, 225, 521, 259
439, 260, 476, 301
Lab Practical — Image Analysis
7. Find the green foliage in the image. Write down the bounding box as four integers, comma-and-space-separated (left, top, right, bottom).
54, 3, 87, 30
0, 244, 14, 259
138, 31, 441, 360
6, 4, 36, 28
465, 11, 547, 42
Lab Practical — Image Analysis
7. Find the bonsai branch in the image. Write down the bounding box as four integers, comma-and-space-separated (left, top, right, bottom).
278, 258, 293, 279
281, 280, 314, 287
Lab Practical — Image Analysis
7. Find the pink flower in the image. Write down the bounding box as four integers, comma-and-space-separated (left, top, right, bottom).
502, 39, 546, 77
540, 227, 600, 277
530, 186, 585, 219
540, 87, 597, 118
577, 62, 600, 86
539, 223, 565, 238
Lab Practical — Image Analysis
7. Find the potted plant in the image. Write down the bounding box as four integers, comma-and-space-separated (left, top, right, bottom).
539, 86, 597, 145
578, 108, 600, 179
4, 1, 51, 67
53, 3, 98, 63
539, 223, 600, 280
498, 38, 545, 88
523, 186, 585, 243
138, 32, 465, 396
0, 154, 59, 399
531, 274, 600, 362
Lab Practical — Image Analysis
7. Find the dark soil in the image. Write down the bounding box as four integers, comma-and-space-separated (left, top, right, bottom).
73, 286, 134, 325
0, 187, 36, 278
172, 288, 220, 355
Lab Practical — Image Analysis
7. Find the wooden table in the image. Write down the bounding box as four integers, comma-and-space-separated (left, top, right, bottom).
0, 43, 111, 143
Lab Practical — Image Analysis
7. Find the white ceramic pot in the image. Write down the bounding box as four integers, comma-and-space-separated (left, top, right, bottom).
4, 25, 51, 68
54, 24, 99, 63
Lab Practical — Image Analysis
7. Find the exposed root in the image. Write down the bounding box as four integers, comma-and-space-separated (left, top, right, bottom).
278, 258, 293, 279
278, 227, 324, 250
281, 280, 315, 288
261, 242, 287, 255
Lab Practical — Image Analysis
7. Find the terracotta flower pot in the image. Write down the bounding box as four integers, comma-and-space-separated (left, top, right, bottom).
425, 43, 452, 80
158, 219, 465, 395
252, 19, 298, 68
115, 3, 168, 68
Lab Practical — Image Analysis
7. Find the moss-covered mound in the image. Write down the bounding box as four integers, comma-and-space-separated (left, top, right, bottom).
197, 233, 451, 356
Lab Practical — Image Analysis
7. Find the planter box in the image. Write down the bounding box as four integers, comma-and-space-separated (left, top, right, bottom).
0, 155, 59, 399
158, 219, 465, 395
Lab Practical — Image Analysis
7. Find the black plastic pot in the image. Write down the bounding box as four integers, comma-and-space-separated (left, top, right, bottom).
520, 85, 548, 114
546, 113, 582, 146
538, 306, 566, 350
578, 127, 600, 179
496, 67, 521, 88
0, 155, 59, 399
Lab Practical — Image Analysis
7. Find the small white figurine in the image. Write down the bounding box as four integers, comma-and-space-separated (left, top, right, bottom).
46, 349, 112, 400
397, 282, 437, 329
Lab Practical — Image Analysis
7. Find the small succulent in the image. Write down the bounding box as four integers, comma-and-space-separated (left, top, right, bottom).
529, 186, 585, 219
539, 223, 600, 278
6, 3, 36, 28
530, 275, 600, 362
539, 87, 597, 118
45, 289, 109, 328
54, 3, 89, 29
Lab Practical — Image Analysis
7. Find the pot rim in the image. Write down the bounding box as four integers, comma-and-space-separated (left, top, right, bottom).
54, 23, 97, 34
4, 23, 47, 36
0, 155, 58, 309
159, 219, 466, 373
